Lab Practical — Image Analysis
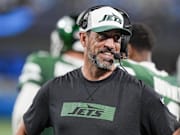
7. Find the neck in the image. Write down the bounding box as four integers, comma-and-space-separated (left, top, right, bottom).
130, 51, 152, 62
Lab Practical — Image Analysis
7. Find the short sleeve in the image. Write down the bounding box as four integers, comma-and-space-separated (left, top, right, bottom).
23, 81, 51, 135
140, 85, 180, 135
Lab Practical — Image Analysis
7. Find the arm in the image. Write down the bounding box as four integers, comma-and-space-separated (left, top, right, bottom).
15, 120, 27, 135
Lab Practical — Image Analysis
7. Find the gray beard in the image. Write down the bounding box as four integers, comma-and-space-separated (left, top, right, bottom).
88, 52, 114, 70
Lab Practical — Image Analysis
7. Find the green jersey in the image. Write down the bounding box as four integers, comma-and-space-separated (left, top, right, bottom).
19, 51, 83, 88
121, 59, 180, 121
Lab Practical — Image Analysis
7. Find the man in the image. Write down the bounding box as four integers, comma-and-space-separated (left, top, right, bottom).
120, 23, 180, 121
12, 15, 84, 135
16, 5, 180, 135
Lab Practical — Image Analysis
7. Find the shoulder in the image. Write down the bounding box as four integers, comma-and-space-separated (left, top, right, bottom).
120, 59, 138, 76
116, 68, 145, 92
116, 67, 161, 100
51, 68, 81, 84
120, 67, 159, 100
21, 50, 56, 76
26, 51, 55, 63
23, 51, 61, 74
111, 68, 148, 104
18, 51, 57, 86
121, 59, 149, 75
116, 67, 140, 82
43, 68, 81, 94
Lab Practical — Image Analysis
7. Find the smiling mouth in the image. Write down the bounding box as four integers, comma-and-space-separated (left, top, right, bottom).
102, 52, 112, 56
99, 47, 115, 55
99, 52, 114, 61
100, 49, 113, 55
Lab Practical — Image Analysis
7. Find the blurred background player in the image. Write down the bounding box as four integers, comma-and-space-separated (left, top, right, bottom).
120, 23, 180, 121
177, 55, 180, 86
11, 15, 84, 135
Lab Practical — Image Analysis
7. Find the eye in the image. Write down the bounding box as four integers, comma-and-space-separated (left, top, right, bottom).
113, 35, 121, 42
97, 33, 107, 41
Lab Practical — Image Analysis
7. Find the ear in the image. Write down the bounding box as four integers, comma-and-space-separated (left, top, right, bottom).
79, 32, 87, 47
127, 43, 132, 57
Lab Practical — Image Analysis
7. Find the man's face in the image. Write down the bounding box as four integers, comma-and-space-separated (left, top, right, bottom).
86, 30, 121, 70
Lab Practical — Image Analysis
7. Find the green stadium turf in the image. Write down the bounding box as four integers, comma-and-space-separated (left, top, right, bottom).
0, 117, 12, 135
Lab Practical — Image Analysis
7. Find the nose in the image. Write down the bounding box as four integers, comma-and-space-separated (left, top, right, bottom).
104, 38, 115, 49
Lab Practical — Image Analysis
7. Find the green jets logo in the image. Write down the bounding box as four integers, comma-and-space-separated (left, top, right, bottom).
60, 102, 116, 121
